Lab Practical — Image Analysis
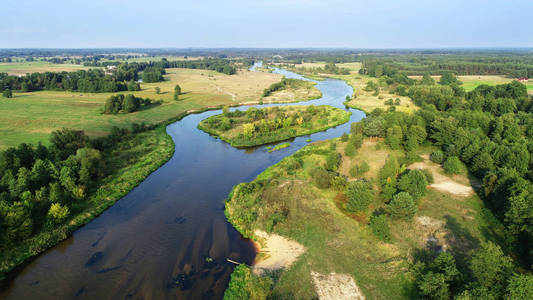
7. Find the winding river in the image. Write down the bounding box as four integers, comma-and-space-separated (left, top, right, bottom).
0, 65, 364, 299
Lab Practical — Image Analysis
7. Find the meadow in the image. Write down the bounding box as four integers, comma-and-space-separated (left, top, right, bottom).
0, 68, 287, 149
0, 61, 89, 75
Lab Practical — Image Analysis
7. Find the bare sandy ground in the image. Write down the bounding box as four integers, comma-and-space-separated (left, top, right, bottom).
252, 230, 305, 275
311, 272, 366, 300
409, 155, 474, 197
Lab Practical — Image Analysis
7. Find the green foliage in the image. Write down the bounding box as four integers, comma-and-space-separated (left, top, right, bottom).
345, 181, 373, 213
341, 133, 349, 142
141, 67, 164, 83
397, 169, 428, 201
344, 142, 356, 157
310, 167, 331, 189
325, 152, 341, 171
224, 264, 272, 300
470, 242, 514, 297
47, 203, 70, 225
386, 125, 403, 150
103, 94, 152, 114
350, 161, 370, 177
507, 274, 533, 299
430, 150, 445, 164
369, 213, 391, 242
443, 156, 466, 174
2, 89, 13, 98
420, 168, 434, 184
387, 192, 417, 220
363, 116, 386, 137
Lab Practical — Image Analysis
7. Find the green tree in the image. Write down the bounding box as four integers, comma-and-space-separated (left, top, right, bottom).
47, 203, 70, 225
443, 156, 465, 174
223, 264, 272, 300
174, 84, 181, 100
507, 274, 533, 299
439, 72, 458, 85
369, 213, 391, 242
387, 192, 417, 220
344, 142, 356, 157
386, 125, 403, 150
470, 242, 513, 297
345, 181, 373, 212
397, 169, 428, 201
418, 272, 449, 300
155, 87, 160, 94
2, 89, 13, 98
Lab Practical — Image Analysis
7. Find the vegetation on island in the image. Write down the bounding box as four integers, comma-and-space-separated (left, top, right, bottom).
198, 105, 351, 147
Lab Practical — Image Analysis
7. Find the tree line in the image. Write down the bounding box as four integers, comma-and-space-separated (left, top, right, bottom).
103, 94, 158, 114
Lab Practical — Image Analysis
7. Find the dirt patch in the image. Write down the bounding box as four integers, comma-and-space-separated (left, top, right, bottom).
409, 158, 474, 197
311, 271, 366, 300
252, 230, 305, 275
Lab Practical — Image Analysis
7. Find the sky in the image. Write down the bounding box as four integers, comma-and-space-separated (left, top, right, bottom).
1, 0, 532, 48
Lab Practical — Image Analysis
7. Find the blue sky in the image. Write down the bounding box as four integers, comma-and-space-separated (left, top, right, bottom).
1, 0, 532, 48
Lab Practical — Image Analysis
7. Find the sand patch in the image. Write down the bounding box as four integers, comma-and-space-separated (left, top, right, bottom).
409, 157, 474, 197
311, 272, 365, 300
252, 230, 305, 275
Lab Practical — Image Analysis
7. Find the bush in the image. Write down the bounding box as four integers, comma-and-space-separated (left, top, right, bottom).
350, 133, 364, 149
349, 161, 370, 177
344, 143, 356, 157
341, 133, 349, 142
325, 152, 341, 171
420, 168, 434, 184
369, 213, 391, 242
387, 192, 417, 220
443, 156, 466, 174
330, 176, 347, 191
345, 181, 373, 212
397, 169, 428, 201
430, 150, 445, 164
224, 264, 272, 300
310, 167, 331, 189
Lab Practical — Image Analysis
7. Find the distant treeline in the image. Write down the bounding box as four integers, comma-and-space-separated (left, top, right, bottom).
85, 58, 238, 75
360, 55, 533, 78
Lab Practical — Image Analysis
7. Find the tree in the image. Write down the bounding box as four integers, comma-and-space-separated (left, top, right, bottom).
430, 150, 445, 164
387, 192, 417, 220
386, 125, 403, 150
418, 272, 449, 300
397, 169, 428, 201
420, 73, 436, 85
243, 123, 255, 138
50, 128, 88, 160
443, 156, 465, 174
47, 203, 70, 225
310, 167, 331, 189
439, 72, 458, 85
507, 274, 533, 299
2, 89, 13, 98
470, 242, 513, 298
155, 87, 160, 94
350, 161, 370, 177
123, 94, 140, 113
345, 181, 373, 212
344, 142, 356, 157
174, 84, 181, 100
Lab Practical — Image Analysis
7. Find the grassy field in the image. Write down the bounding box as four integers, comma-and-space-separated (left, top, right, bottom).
198, 105, 351, 147
0, 61, 89, 75
0, 68, 287, 149
225, 137, 505, 299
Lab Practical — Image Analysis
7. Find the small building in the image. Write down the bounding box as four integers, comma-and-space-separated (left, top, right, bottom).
518, 77, 528, 83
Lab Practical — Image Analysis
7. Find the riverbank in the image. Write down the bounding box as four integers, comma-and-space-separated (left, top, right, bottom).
198, 105, 351, 147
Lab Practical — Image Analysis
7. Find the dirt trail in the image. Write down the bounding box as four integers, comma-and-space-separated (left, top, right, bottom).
252, 230, 305, 275
409, 155, 474, 197
311, 272, 366, 300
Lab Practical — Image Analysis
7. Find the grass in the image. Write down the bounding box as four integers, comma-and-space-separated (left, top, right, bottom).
0, 61, 89, 75
262, 79, 322, 103
268, 143, 291, 152
225, 137, 506, 299
0, 68, 286, 149
198, 105, 351, 147
0, 125, 174, 280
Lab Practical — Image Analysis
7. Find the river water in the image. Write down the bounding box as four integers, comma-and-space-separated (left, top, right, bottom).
0, 65, 364, 299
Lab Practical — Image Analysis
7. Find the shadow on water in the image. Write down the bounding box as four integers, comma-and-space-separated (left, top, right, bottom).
0, 63, 365, 299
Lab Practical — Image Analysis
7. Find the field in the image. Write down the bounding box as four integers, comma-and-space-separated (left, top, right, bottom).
0, 61, 89, 75
0, 68, 287, 149
225, 137, 505, 299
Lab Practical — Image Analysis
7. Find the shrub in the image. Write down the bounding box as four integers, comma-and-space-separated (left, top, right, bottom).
325, 152, 341, 171
345, 181, 373, 212
341, 133, 349, 142
397, 169, 428, 201
369, 213, 391, 242
330, 176, 347, 191
344, 143, 356, 157
430, 150, 445, 164
349, 161, 370, 177
350, 133, 364, 149
47, 203, 70, 225
387, 192, 417, 221
420, 168, 434, 184
310, 167, 331, 189
224, 264, 272, 300
443, 156, 465, 174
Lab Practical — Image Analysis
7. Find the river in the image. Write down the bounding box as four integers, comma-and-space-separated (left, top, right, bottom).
0, 64, 364, 299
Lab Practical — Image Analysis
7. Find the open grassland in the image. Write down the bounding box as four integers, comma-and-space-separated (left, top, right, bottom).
225, 138, 505, 299
0, 61, 89, 75
0, 68, 285, 149
262, 80, 322, 104
198, 105, 351, 147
